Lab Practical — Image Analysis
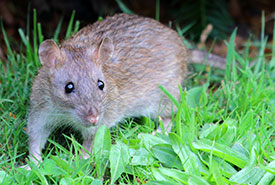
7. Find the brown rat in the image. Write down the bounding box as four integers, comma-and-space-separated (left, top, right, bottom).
26, 13, 224, 166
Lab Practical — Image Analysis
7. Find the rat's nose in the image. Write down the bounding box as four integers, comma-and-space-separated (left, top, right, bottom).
87, 115, 99, 125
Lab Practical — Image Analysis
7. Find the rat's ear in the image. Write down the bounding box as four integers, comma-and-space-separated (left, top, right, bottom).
39, 39, 62, 68
98, 37, 114, 63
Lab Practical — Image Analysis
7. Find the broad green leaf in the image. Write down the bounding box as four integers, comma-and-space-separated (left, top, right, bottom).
76, 176, 94, 184
122, 138, 141, 149
94, 125, 111, 176
199, 123, 220, 140
146, 180, 177, 185
258, 172, 275, 185
110, 142, 130, 184
141, 116, 155, 131
158, 167, 210, 185
211, 159, 226, 185
150, 168, 182, 185
130, 148, 155, 166
41, 158, 64, 176
218, 122, 237, 144
237, 132, 257, 153
187, 176, 210, 185
213, 156, 237, 177
151, 144, 183, 169
263, 165, 275, 175
231, 142, 250, 161
258, 161, 275, 185
0, 171, 9, 184
199, 153, 237, 178
247, 145, 257, 167
200, 121, 237, 144
91, 179, 103, 185
151, 168, 172, 182
229, 167, 265, 184
60, 177, 73, 185
193, 139, 248, 168
169, 133, 200, 176
229, 146, 262, 185
138, 133, 169, 151
158, 167, 190, 183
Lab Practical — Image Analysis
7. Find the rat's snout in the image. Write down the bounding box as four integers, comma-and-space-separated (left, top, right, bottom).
85, 107, 99, 125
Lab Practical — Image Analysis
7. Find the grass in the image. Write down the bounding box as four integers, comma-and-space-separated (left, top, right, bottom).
1, 10, 275, 184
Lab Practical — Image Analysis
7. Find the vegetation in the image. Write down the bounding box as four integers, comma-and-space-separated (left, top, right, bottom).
170, 0, 234, 40
1, 9, 275, 185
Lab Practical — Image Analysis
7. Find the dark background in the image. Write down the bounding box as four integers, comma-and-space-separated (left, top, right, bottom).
0, 0, 275, 59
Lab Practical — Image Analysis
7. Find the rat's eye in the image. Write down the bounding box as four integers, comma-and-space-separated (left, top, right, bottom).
65, 82, 75, 94
97, 80, 104, 90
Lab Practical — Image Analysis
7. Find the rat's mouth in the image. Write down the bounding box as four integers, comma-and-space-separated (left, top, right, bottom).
80, 119, 98, 128
77, 113, 101, 128
86, 114, 99, 125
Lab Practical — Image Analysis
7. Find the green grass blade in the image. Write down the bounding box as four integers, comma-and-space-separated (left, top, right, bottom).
26, 3, 31, 39
65, 11, 75, 40
270, 18, 275, 67
254, 12, 267, 74
33, 9, 39, 65
155, 0, 160, 21
73, 20, 80, 34
225, 28, 237, 81
37, 23, 44, 44
115, 0, 134, 14
53, 16, 64, 43
30, 166, 49, 185
159, 85, 180, 108
1, 21, 15, 61
18, 28, 28, 46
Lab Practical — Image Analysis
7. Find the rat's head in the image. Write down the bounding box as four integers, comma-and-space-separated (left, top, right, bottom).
38, 38, 114, 127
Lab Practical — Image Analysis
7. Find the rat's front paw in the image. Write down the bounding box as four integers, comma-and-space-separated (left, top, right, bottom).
19, 164, 31, 170
80, 151, 91, 160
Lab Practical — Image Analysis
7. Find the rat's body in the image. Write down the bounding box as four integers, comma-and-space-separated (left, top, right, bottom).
27, 13, 189, 164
